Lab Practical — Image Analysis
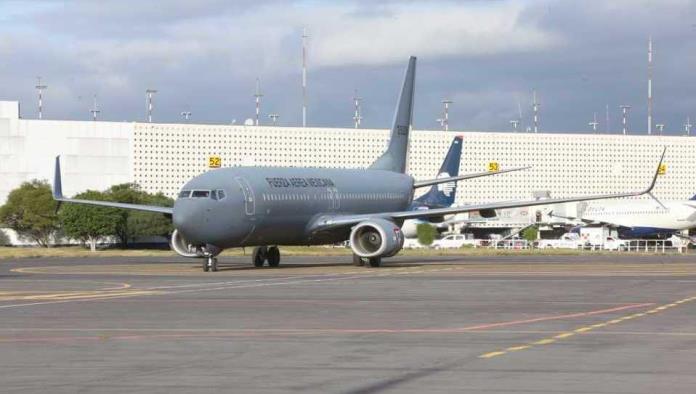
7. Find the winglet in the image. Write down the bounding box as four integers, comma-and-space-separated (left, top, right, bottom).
53, 155, 64, 200
642, 146, 666, 195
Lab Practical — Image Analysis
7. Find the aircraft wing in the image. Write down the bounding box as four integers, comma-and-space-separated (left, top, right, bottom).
413, 166, 530, 188
310, 148, 665, 232
52, 156, 173, 215
547, 211, 602, 225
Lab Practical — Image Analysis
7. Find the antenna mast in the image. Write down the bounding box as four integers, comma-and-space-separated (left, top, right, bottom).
648, 36, 653, 135
441, 99, 453, 131
352, 90, 362, 128
532, 90, 539, 133
302, 28, 309, 127
35, 77, 47, 120
146, 89, 157, 123
254, 77, 263, 126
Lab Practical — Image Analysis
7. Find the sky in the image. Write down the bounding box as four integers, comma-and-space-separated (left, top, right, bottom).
1, 0, 696, 134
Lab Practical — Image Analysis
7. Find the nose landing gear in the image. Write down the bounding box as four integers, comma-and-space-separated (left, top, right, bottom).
252, 246, 281, 268
203, 256, 218, 272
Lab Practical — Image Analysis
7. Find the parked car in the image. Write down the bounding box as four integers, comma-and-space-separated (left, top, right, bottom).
602, 236, 627, 251
431, 234, 478, 249
537, 233, 584, 249
403, 238, 427, 249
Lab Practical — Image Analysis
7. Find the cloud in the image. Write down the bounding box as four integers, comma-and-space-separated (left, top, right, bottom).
307, 2, 563, 67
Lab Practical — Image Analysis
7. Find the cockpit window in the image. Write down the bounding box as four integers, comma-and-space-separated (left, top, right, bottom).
216, 190, 226, 200
191, 190, 210, 198
178, 190, 191, 198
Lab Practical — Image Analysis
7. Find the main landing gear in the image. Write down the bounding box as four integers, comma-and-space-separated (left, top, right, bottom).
352, 254, 381, 267
252, 246, 281, 268
203, 256, 218, 272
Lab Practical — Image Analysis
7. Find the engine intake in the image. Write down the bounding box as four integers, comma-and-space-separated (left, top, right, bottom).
350, 219, 404, 258
170, 229, 204, 258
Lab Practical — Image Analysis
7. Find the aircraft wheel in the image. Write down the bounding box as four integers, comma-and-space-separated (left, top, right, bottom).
209, 257, 218, 272
368, 257, 381, 268
202, 259, 209, 272
352, 254, 365, 266
267, 247, 280, 267
253, 246, 267, 267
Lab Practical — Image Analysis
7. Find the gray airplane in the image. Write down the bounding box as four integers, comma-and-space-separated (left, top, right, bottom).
52, 57, 664, 272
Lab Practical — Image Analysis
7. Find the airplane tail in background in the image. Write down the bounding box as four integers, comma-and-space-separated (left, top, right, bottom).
414, 136, 462, 208
690, 194, 696, 201
369, 56, 416, 173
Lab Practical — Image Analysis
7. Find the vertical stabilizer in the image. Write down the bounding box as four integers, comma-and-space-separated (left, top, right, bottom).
414, 136, 462, 208
369, 56, 416, 173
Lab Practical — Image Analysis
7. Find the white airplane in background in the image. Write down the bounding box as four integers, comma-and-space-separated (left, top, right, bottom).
550, 196, 696, 239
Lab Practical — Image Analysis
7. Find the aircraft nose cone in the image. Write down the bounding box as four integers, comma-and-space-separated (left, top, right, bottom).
172, 202, 204, 243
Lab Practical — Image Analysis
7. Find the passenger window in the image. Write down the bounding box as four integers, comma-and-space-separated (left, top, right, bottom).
191, 190, 210, 198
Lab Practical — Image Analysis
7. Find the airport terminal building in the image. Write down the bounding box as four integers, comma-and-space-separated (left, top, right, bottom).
1, 99, 694, 216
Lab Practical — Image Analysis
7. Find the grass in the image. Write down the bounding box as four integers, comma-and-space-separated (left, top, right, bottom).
0, 245, 684, 260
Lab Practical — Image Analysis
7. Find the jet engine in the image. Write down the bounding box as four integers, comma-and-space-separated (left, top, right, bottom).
170, 229, 204, 258
171, 229, 223, 258
350, 219, 404, 258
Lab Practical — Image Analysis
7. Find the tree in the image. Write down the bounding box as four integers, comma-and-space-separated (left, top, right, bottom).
521, 226, 539, 242
0, 180, 59, 247
59, 190, 122, 252
128, 192, 174, 240
0, 229, 10, 246
416, 223, 438, 246
106, 183, 173, 247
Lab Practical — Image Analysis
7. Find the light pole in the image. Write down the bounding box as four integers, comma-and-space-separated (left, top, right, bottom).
684, 117, 692, 136
619, 105, 631, 135
90, 94, 100, 121
656, 123, 665, 135
509, 119, 519, 132
589, 112, 599, 133
180, 111, 192, 122
268, 113, 279, 125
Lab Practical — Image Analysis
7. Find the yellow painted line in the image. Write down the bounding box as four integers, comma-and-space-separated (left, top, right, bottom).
533, 338, 555, 345
506, 345, 531, 351
479, 351, 507, 359
478, 294, 696, 359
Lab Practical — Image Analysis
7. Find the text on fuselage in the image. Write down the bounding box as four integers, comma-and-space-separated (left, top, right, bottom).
265, 177, 335, 188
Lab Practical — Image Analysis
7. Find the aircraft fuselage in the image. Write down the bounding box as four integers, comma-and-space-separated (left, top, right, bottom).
173, 167, 414, 248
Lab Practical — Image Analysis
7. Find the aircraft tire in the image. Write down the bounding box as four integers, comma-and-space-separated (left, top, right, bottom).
210, 257, 218, 272
368, 257, 381, 268
253, 246, 267, 267
267, 247, 280, 267
352, 254, 365, 266
203, 260, 209, 272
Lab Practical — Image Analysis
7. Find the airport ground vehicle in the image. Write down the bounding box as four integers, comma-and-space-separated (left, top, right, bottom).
537, 233, 584, 249
431, 234, 478, 249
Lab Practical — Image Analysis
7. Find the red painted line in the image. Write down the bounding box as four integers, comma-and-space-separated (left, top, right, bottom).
0, 302, 656, 343
459, 302, 655, 331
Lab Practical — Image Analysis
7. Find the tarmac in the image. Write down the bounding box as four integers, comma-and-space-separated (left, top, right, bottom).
1, 253, 696, 393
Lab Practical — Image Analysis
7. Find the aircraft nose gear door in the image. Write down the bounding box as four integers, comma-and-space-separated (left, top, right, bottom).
235, 177, 255, 216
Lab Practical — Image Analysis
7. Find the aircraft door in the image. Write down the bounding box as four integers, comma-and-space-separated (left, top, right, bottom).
329, 187, 340, 210
235, 177, 255, 216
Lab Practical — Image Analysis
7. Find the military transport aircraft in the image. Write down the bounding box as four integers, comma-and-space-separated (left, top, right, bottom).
52, 56, 664, 272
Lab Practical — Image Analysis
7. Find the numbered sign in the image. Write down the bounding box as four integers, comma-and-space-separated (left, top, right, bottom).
488, 162, 499, 172
658, 163, 667, 175
209, 156, 222, 168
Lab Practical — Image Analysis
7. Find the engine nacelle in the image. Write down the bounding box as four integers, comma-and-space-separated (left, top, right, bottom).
350, 219, 404, 258
170, 229, 204, 258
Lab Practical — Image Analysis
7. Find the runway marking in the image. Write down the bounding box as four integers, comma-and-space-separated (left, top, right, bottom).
478, 294, 696, 359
